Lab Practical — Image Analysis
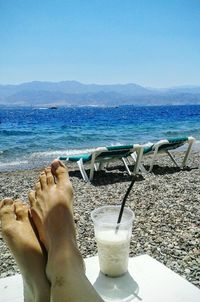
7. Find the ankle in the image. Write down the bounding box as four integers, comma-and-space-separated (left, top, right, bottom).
46, 244, 84, 281
23, 278, 50, 302
23, 273, 50, 302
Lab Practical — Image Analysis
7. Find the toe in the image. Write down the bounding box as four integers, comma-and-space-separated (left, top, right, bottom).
1, 198, 14, 207
45, 167, 55, 185
51, 159, 69, 184
39, 172, 47, 189
35, 181, 42, 198
0, 198, 15, 226
28, 190, 36, 207
14, 200, 28, 221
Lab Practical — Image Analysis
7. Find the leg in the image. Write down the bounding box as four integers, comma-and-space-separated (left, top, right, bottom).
29, 160, 103, 302
77, 158, 90, 182
0, 198, 50, 302
182, 137, 195, 167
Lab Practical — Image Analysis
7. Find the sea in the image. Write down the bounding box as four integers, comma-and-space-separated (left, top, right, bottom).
0, 104, 200, 172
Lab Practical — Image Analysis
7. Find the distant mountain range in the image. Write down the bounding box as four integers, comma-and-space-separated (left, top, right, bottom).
0, 81, 200, 106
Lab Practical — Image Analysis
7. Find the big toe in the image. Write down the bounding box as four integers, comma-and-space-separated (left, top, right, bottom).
14, 200, 29, 221
51, 159, 69, 184
0, 198, 15, 227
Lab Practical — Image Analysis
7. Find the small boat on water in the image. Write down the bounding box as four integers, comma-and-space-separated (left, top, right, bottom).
49, 106, 58, 110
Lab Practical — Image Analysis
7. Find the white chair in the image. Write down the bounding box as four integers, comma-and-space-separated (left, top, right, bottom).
131, 136, 196, 173
1, 255, 200, 302
59, 144, 144, 182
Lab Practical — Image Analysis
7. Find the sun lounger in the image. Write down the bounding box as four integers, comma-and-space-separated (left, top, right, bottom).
1, 255, 200, 302
59, 144, 143, 182
131, 136, 196, 173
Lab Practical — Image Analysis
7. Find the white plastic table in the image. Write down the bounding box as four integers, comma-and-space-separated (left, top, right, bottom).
0, 254, 200, 302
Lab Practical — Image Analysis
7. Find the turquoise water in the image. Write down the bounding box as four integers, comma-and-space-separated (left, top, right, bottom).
0, 105, 199, 171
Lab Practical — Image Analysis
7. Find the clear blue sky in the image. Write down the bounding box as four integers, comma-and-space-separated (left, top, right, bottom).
0, 0, 200, 87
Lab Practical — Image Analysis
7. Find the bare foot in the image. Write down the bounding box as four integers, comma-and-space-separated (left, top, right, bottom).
29, 160, 84, 278
29, 160, 103, 302
0, 198, 50, 302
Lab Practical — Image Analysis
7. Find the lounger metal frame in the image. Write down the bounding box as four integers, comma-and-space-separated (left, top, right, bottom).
60, 145, 144, 182
132, 136, 196, 173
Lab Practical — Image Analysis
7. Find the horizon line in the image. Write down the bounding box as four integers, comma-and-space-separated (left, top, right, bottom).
0, 80, 200, 90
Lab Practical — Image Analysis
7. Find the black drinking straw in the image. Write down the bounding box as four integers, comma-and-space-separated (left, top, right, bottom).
115, 176, 137, 232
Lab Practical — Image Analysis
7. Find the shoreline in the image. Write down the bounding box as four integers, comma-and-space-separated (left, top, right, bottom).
0, 150, 200, 288
1, 140, 200, 174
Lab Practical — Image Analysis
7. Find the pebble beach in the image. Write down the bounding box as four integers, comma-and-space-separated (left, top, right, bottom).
0, 151, 200, 289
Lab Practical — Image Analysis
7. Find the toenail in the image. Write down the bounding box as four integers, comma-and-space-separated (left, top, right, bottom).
3, 198, 13, 205
51, 161, 60, 170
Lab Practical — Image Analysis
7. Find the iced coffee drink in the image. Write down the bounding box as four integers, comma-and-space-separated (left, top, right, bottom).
91, 206, 134, 277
